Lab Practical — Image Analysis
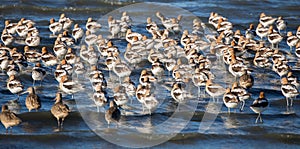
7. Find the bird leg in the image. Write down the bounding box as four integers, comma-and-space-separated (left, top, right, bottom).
255, 113, 260, 124
259, 113, 263, 123
240, 101, 245, 111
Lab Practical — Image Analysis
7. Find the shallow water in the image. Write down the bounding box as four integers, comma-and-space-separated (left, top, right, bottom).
1, 0, 300, 148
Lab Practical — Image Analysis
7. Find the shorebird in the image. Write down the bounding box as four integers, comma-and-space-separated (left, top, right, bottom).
239, 70, 254, 89
0, 105, 22, 133
51, 92, 70, 128
93, 85, 107, 112
276, 16, 287, 34
123, 77, 136, 104
32, 63, 46, 86
231, 82, 251, 111
72, 24, 84, 42
86, 17, 101, 34
4, 20, 18, 35
259, 13, 276, 27
223, 88, 240, 113
113, 59, 131, 84
281, 77, 299, 110
250, 91, 269, 123
7, 75, 24, 99
59, 75, 83, 99
245, 23, 256, 39
59, 13, 73, 30
267, 26, 283, 49
49, 18, 62, 35
1, 29, 14, 46
25, 87, 41, 112
205, 79, 226, 102
41, 47, 58, 67
105, 101, 121, 127
286, 31, 299, 52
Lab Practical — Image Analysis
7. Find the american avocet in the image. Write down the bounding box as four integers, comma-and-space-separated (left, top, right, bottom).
239, 70, 254, 89
268, 26, 283, 49
113, 85, 128, 107
120, 11, 132, 26
0, 50, 9, 73
73, 57, 85, 78
7, 75, 24, 99
93, 85, 107, 112
107, 16, 121, 38
139, 70, 156, 86
250, 91, 268, 123
272, 49, 286, 62
105, 101, 121, 126
245, 24, 256, 39
272, 59, 290, 77
53, 39, 67, 60
192, 19, 204, 35
16, 19, 28, 38
205, 79, 226, 102
231, 82, 251, 111
49, 18, 62, 35
54, 65, 67, 82
72, 24, 84, 42
59, 75, 83, 99
276, 16, 286, 34
24, 46, 42, 63
148, 49, 164, 64
151, 58, 164, 77
90, 73, 107, 92
281, 77, 299, 110
256, 23, 269, 41
60, 31, 74, 46
9, 48, 27, 72
192, 68, 209, 97
259, 13, 276, 27
126, 29, 143, 44
24, 87, 41, 112
65, 48, 76, 64
123, 77, 136, 104
253, 51, 272, 68
1, 29, 14, 46
0, 105, 22, 133
156, 11, 182, 34
51, 92, 70, 128
286, 31, 299, 51
86, 17, 101, 34
142, 90, 158, 115
223, 88, 240, 113
84, 30, 97, 46
41, 47, 58, 67
60, 59, 73, 75
216, 18, 233, 34
146, 17, 159, 36
4, 20, 18, 35
59, 13, 73, 30
124, 44, 143, 68
171, 82, 185, 103
25, 31, 40, 47
229, 55, 248, 78
113, 58, 131, 83
287, 71, 299, 89
208, 12, 226, 29
32, 63, 46, 86
6, 60, 20, 77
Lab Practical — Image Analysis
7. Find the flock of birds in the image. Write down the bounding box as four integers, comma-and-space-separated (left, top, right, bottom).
0, 10, 300, 133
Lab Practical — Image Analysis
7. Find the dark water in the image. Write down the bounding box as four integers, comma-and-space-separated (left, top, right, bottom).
1, 0, 300, 148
